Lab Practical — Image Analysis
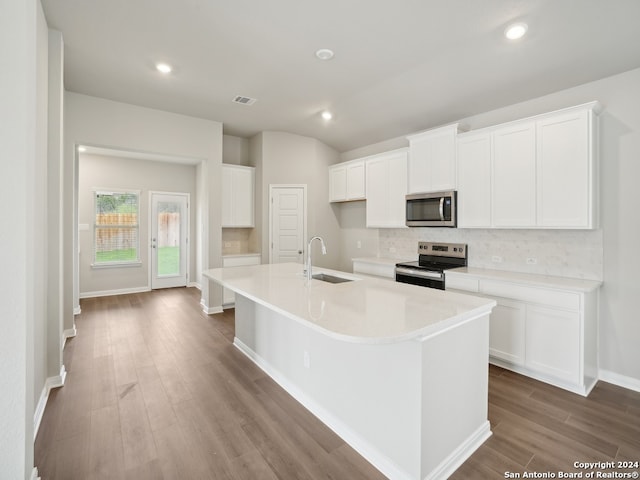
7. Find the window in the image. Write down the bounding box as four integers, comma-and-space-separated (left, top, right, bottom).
93, 190, 140, 266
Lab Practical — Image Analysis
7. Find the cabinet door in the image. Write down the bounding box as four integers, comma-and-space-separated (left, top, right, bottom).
492, 122, 536, 227
457, 133, 492, 227
221, 166, 234, 226
537, 109, 593, 228
526, 305, 580, 383
489, 298, 526, 366
329, 165, 347, 202
346, 162, 366, 200
233, 167, 254, 227
387, 151, 408, 227
365, 157, 388, 227
407, 125, 457, 193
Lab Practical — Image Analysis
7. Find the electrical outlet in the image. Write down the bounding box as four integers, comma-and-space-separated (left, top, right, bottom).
303, 351, 310, 369
492, 255, 503, 263
526, 257, 538, 265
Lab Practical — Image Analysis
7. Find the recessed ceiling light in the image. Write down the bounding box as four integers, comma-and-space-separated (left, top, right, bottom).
78, 146, 87, 152
321, 111, 333, 121
315, 49, 334, 61
505, 22, 528, 40
156, 62, 172, 74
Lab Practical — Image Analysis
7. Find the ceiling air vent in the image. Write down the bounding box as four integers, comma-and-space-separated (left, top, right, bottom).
233, 95, 257, 106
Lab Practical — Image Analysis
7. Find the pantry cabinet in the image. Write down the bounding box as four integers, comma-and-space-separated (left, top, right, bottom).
366, 149, 408, 228
406, 124, 460, 194
329, 160, 366, 202
446, 268, 600, 396
456, 102, 600, 229
222, 164, 255, 227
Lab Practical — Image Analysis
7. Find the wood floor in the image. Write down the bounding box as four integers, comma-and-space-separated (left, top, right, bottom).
35, 288, 640, 480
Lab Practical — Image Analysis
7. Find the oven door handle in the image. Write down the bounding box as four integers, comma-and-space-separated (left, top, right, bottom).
395, 267, 444, 280
439, 197, 445, 221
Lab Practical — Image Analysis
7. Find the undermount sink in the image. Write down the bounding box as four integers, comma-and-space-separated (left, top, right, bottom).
312, 273, 353, 284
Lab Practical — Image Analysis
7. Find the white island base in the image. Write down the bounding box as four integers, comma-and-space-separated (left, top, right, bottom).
233, 293, 491, 480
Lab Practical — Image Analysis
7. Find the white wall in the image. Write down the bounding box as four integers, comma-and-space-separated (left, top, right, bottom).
339, 67, 640, 386
78, 153, 197, 296
251, 131, 341, 268
0, 0, 47, 477
65, 92, 224, 312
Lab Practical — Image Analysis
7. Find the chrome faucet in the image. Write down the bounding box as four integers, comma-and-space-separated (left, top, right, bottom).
306, 236, 327, 280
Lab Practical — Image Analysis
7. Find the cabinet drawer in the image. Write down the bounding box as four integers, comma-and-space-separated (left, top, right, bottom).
480, 280, 580, 311
445, 275, 479, 293
223, 255, 261, 267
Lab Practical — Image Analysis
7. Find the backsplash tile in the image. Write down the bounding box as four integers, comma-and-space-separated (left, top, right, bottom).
379, 228, 603, 280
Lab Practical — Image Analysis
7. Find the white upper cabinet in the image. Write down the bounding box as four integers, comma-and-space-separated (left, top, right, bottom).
537, 108, 595, 228
456, 132, 492, 228
366, 149, 408, 228
492, 121, 537, 227
456, 102, 600, 229
329, 160, 366, 202
222, 164, 255, 228
406, 124, 460, 194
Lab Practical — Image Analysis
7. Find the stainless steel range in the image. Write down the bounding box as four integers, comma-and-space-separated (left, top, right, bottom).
395, 241, 468, 290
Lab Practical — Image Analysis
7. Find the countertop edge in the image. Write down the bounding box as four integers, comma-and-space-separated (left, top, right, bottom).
446, 267, 602, 292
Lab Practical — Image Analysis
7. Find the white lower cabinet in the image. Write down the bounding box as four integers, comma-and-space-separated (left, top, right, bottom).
222, 254, 261, 307
446, 269, 600, 396
489, 298, 526, 366
525, 305, 580, 383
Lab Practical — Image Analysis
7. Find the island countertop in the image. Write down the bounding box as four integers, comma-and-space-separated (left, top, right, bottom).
204, 262, 495, 344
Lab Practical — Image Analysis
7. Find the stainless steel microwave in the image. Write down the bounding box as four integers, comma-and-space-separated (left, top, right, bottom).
405, 190, 457, 227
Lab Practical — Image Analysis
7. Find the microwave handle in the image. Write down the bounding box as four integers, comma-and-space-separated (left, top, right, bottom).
439, 197, 444, 221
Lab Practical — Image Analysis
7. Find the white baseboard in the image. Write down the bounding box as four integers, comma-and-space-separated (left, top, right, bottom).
79, 286, 151, 299
62, 325, 77, 349
599, 369, 640, 393
188, 281, 201, 290
200, 299, 223, 315
34, 365, 67, 440
73, 305, 81, 315
426, 422, 492, 480
31, 467, 39, 480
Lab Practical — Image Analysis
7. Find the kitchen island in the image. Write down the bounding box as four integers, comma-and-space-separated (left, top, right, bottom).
204, 263, 496, 480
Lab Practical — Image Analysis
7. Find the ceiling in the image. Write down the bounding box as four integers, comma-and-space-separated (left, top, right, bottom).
41, 0, 640, 153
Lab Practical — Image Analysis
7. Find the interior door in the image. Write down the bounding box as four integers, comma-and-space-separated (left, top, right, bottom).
270, 186, 305, 263
150, 192, 189, 289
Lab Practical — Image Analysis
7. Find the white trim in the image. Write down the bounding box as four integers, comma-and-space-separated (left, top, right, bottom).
268, 184, 307, 265
73, 305, 81, 315
200, 299, 223, 315
62, 326, 77, 349
188, 281, 201, 290
599, 369, 640, 393
79, 286, 151, 299
31, 467, 40, 480
34, 365, 67, 440
425, 422, 492, 480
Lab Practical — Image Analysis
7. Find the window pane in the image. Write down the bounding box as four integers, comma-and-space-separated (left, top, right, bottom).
157, 201, 180, 275
94, 191, 139, 264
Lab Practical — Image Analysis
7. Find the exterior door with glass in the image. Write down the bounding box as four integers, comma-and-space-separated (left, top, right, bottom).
150, 192, 189, 289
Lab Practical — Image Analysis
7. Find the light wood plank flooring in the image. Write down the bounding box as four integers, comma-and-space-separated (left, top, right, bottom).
35, 288, 640, 479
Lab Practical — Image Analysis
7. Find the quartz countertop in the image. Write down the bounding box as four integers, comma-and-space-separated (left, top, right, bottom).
204, 262, 495, 344
447, 267, 602, 292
